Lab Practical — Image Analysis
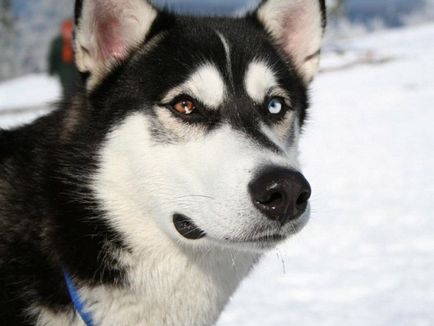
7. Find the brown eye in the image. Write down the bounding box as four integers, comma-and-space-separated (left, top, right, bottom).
173, 99, 196, 115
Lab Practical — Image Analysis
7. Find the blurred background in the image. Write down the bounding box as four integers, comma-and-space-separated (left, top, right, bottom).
1, 1, 434, 325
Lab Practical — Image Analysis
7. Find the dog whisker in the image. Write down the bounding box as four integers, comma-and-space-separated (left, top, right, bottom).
275, 248, 287, 274
173, 194, 215, 200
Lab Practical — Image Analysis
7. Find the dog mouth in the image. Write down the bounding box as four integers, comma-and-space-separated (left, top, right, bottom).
173, 214, 206, 240
172, 212, 284, 245
228, 233, 286, 244
173, 209, 309, 245
246, 233, 286, 243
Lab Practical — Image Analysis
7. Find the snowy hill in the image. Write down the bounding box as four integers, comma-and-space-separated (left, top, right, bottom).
1, 23, 434, 326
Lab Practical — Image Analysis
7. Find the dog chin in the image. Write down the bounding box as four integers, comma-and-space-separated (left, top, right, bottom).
173, 207, 311, 253
223, 213, 310, 252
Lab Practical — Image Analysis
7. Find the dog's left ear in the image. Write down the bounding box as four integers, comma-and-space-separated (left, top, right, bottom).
255, 0, 326, 84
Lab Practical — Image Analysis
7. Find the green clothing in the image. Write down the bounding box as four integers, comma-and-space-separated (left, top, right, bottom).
48, 36, 79, 99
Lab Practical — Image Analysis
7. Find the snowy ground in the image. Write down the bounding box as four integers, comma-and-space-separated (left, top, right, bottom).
1, 23, 434, 326
0, 74, 59, 128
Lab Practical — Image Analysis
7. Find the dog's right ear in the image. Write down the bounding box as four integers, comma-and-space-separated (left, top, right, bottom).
74, 0, 158, 79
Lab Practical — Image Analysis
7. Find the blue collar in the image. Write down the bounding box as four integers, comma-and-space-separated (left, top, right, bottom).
63, 270, 95, 326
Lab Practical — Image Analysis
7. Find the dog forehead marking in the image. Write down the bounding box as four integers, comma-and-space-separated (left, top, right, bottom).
245, 61, 278, 103
163, 63, 226, 109
216, 31, 233, 87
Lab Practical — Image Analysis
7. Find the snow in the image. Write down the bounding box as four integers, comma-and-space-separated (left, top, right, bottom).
0, 74, 59, 128
1, 23, 434, 326
0, 74, 60, 111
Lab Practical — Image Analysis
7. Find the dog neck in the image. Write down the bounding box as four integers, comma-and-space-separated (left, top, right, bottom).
35, 240, 259, 326
88, 245, 259, 326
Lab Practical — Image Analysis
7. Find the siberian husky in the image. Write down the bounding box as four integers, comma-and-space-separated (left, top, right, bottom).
0, 0, 326, 325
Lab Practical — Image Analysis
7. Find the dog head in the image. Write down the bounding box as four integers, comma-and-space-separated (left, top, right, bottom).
73, 0, 326, 252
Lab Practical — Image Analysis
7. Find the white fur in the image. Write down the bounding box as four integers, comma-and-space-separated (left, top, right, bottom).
32, 108, 309, 325
155, 108, 208, 141
163, 64, 226, 109
34, 248, 257, 326
245, 61, 278, 103
257, 0, 323, 84
33, 246, 256, 326
30, 306, 81, 326
93, 113, 302, 249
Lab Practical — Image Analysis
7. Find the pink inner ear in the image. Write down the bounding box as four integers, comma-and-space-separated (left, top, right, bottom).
281, 8, 309, 62
96, 16, 129, 62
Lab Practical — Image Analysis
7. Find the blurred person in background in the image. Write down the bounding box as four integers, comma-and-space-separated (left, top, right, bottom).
48, 19, 79, 102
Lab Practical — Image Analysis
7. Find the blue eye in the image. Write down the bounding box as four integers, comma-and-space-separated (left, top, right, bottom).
267, 98, 284, 115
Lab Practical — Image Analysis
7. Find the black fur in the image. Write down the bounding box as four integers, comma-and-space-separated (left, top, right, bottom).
0, 1, 324, 324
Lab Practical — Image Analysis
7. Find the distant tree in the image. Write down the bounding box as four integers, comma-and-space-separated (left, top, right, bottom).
9, 0, 74, 79
0, 0, 12, 26
0, 0, 17, 80
20, 0, 74, 73
329, 0, 346, 18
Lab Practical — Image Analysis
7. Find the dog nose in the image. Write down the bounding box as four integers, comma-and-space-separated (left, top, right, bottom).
248, 167, 311, 224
